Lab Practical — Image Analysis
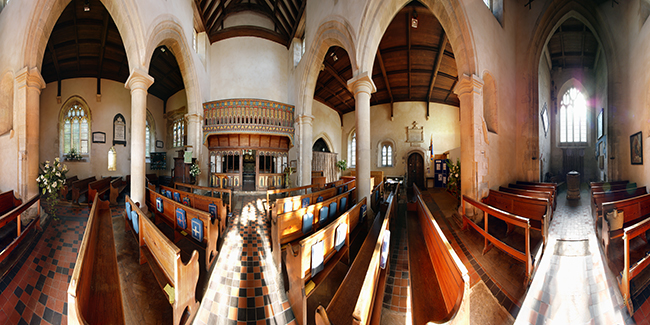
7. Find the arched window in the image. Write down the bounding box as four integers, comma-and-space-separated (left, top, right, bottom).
381, 144, 393, 167
60, 98, 91, 157
559, 87, 587, 145
145, 110, 156, 159
172, 118, 186, 148
348, 131, 356, 168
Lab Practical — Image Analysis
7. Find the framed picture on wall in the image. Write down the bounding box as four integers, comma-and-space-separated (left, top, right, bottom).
156, 140, 164, 148
597, 109, 604, 140
630, 131, 643, 165
540, 103, 549, 138
92, 132, 106, 143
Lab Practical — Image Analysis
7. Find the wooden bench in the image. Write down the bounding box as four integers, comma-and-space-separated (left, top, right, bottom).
88, 177, 115, 205
370, 180, 384, 212
498, 186, 553, 209
71, 176, 96, 205
271, 188, 357, 268
271, 179, 356, 220
109, 176, 128, 205
590, 180, 629, 189
266, 179, 345, 211
60, 175, 78, 200
591, 182, 638, 197
600, 193, 650, 315
146, 173, 159, 186
462, 195, 542, 284
408, 185, 469, 324
0, 193, 41, 263
128, 195, 200, 325
161, 185, 229, 235
592, 186, 647, 231
174, 182, 232, 213
68, 198, 124, 325
508, 183, 557, 210
314, 184, 398, 325
285, 196, 367, 325
482, 189, 552, 246
146, 188, 219, 271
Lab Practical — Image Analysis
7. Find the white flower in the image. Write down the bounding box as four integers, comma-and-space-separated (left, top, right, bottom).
45, 160, 50, 165
55, 157, 60, 162
52, 181, 57, 188
56, 172, 60, 177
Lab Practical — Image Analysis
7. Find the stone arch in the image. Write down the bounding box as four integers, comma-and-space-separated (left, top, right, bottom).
0, 71, 14, 136
298, 18, 358, 117
143, 15, 202, 117
356, 0, 477, 77
22, 0, 143, 72
58, 95, 93, 157
312, 132, 334, 153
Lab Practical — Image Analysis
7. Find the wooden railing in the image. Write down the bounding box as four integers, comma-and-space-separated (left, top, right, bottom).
0, 194, 41, 263
174, 182, 232, 211
68, 198, 124, 325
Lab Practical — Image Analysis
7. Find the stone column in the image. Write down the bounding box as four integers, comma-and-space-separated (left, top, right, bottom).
296, 114, 314, 186
15, 67, 46, 200
125, 69, 154, 206
348, 72, 376, 203
454, 74, 486, 205
186, 113, 204, 185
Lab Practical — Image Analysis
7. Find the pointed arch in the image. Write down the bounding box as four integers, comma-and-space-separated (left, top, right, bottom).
313, 132, 334, 154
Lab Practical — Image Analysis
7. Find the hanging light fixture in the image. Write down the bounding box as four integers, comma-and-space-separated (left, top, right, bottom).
330, 52, 338, 62
411, 10, 418, 29
83, 0, 90, 11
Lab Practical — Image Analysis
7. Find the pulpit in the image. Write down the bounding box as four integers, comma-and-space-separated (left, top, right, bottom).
173, 150, 195, 185
566, 171, 580, 200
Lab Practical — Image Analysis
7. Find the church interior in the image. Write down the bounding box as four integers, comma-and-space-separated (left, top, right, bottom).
0, 0, 649, 324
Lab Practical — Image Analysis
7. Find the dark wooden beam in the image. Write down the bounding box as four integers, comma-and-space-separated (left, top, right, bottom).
559, 26, 565, 69
47, 42, 62, 86
376, 49, 394, 119
209, 25, 289, 46
286, 0, 298, 19
426, 31, 448, 118
194, 0, 209, 33
96, 12, 110, 95
316, 81, 353, 110
72, 0, 81, 71
256, 0, 289, 38
276, 0, 294, 33
323, 61, 355, 98
206, 0, 226, 33
445, 79, 457, 103
288, 0, 306, 43
407, 11, 412, 100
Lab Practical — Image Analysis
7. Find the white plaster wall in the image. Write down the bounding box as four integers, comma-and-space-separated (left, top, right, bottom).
311, 100, 342, 155
538, 54, 552, 181
39, 78, 167, 179
209, 37, 290, 103
341, 101, 460, 178
224, 12, 275, 30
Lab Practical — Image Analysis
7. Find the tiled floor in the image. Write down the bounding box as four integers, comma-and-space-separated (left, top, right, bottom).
193, 195, 296, 325
514, 186, 634, 325
0, 204, 90, 325
382, 226, 410, 313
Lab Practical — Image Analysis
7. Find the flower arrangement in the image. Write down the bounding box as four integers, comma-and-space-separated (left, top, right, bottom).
336, 160, 347, 171
37, 157, 68, 220
283, 166, 296, 188
446, 158, 460, 204
190, 163, 201, 177
65, 148, 83, 161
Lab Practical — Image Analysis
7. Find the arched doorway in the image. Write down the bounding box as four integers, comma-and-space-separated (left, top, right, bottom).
312, 138, 330, 152
407, 153, 424, 189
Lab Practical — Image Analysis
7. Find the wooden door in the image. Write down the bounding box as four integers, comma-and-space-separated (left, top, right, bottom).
408, 153, 424, 189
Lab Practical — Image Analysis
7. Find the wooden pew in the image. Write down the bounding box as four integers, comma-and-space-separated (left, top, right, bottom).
174, 182, 232, 213
592, 187, 647, 230
590, 180, 629, 189
146, 173, 159, 186
271, 188, 357, 268
266, 179, 344, 211
508, 183, 556, 210
271, 179, 356, 221
285, 196, 366, 325
128, 195, 201, 325
109, 176, 128, 205
600, 194, 650, 315
68, 198, 124, 325
370, 180, 384, 212
315, 184, 398, 325
146, 188, 219, 271
482, 189, 552, 246
161, 184, 228, 235
0, 193, 41, 263
60, 175, 78, 200
88, 177, 115, 205
591, 182, 638, 196
71, 176, 96, 205
408, 185, 469, 324
462, 195, 541, 284
498, 186, 553, 209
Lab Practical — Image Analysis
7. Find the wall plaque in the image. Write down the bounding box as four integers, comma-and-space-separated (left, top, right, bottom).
406, 121, 424, 144
113, 113, 127, 146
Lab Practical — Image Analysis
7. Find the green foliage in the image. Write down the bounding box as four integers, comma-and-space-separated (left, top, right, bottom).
446, 158, 461, 202
37, 157, 68, 220
336, 160, 347, 171
190, 163, 201, 177
65, 148, 82, 161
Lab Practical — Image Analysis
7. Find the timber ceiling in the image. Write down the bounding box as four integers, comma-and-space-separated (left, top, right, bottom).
314, 1, 460, 116
194, 0, 306, 47
547, 17, 600, 70
41, 0, 185, 102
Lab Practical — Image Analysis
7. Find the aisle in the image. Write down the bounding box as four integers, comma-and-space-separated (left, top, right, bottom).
514, 186, 633, 325
193, 195, 296, 325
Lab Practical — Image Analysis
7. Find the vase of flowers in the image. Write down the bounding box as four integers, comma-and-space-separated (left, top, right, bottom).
189, 163, 201, 184
336, 160, 347, 171
37, 157, 68, 220
65, 148, 83, 161
446, 158, 460, 205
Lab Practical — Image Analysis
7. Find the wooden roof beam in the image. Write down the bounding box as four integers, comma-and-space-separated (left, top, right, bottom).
96, 13, 110, 86
316, 81, 353, 111
256, 0, 289, 38
407, 11, 412, 100
323, 61, 355, 99
445, 79, 458, 103
206, 0, 227, 33
72, 0, 81, 71
426, 31, 448, 119
288, 0, 306, 43
376, 49, 394, 120
285, 0, 298, 19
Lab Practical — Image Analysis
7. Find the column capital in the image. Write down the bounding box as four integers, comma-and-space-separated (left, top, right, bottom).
186, 113, 202, 123
125, 68, 154, 92
347, 71, 376, 95
453, 74, 484, 97
15, 67, 46, 92
295, 114, 314, 126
